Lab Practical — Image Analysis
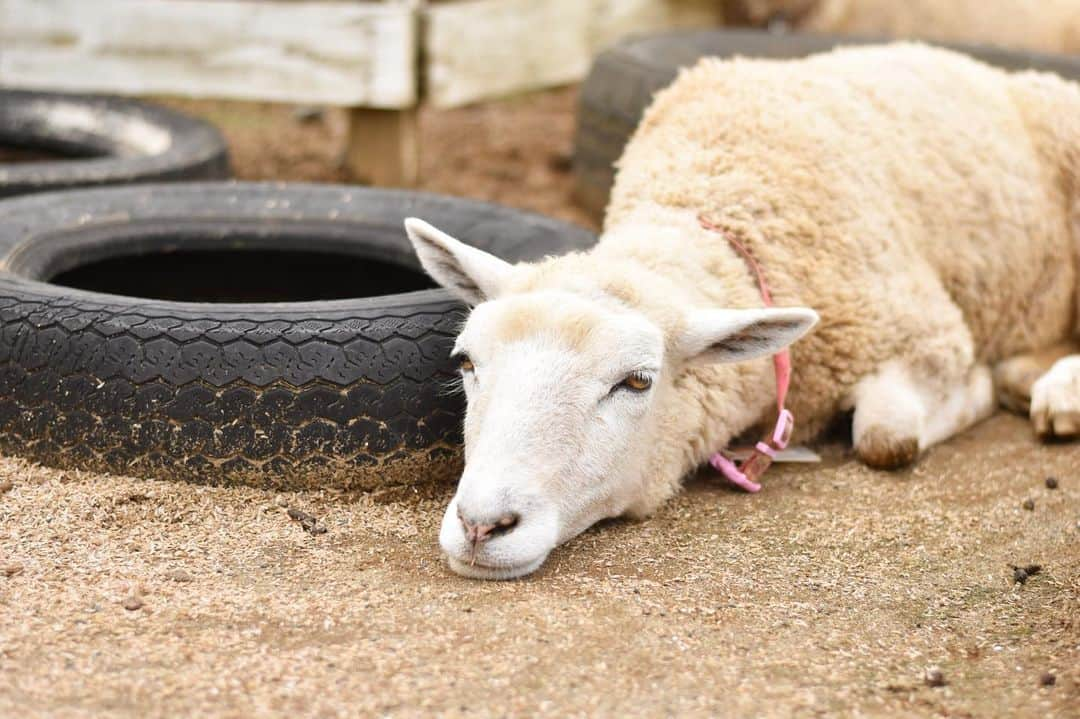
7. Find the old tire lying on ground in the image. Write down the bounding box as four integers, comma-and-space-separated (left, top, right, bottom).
574, 28, 1080, 218
0, 90, 230, 198
0, 183, 596, 489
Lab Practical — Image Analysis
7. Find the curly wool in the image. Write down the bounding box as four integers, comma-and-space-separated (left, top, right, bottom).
521, 44, 1080, 511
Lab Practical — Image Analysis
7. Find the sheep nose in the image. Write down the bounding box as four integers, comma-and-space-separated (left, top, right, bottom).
457, 507, 519, 544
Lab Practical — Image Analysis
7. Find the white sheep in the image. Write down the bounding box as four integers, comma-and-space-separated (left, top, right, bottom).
405, 44, 1080, 580
739, 0, 1080, 54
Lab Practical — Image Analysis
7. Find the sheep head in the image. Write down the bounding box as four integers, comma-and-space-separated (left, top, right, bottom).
405, 218, 817, 580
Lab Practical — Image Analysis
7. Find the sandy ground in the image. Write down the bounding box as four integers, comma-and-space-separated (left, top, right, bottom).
2, 415, 1077, 717
2, 90, 1079, 716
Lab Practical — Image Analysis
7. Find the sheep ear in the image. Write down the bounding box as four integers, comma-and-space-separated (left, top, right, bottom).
677, 307, 819, 365
404, 218, 513, 305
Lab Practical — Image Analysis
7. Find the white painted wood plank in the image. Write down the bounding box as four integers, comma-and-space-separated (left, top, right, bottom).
0, 0, 418, 108
425, 0, 725, 107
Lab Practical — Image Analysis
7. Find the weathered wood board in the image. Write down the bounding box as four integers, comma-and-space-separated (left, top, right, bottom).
0, 0, 727, 186
424, 0, 725, 107
0, 0, 418, 108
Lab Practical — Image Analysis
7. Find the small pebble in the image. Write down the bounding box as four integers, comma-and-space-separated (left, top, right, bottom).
164, 569, 194, 583
1045, 477, 1058, 489
1011, 564, 1041, 584
287, 507, 327, 535
0, 480, 13, 494
1022, 498, 1035, 511
121, 596, 144, 611
1040, 672, 1056, 687
924, 666, 946, 687
3, 563, 24, 577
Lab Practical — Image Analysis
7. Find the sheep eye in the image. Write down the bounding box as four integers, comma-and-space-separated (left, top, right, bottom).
456, 354, 475, 373
616, 371, 653, 393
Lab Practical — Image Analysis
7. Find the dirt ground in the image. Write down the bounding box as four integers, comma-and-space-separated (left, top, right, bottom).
160, 89, 596, 230
2, 90, 1079, 717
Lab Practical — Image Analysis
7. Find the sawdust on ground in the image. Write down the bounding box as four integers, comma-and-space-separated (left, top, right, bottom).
1, 89, 1078, 717
1, 415, 1077, 717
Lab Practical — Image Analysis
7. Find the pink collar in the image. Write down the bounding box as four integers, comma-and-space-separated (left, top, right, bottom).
699, 215, 794, 493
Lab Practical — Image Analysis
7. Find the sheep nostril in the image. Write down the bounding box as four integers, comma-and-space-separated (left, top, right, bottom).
458, 511, 520, 543
490, 513, 520, 538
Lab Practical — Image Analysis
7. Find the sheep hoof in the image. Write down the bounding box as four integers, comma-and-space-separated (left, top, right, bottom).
1030, 356, 1080, 440
855, 425, 920, 470
995, 343, 1080, 416
994, 356, 1042, 414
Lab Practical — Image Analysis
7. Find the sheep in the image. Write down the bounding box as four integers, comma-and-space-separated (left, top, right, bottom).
405, 43, 1080, 580
735, 0, 1080, 54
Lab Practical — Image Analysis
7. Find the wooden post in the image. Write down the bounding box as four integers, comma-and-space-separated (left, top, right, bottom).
344, 107, 420, 187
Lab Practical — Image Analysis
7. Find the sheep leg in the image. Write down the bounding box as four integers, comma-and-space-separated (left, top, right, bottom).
993, 341, 1080, 414
1030, 355, 1080, 439
851, 360, 995, 470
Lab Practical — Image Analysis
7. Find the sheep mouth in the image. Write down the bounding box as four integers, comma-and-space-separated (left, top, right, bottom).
445, 552, 548, 581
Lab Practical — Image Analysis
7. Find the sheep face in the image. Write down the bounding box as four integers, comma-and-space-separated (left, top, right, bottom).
441, 289, 667, 579
405, 219, 817, 579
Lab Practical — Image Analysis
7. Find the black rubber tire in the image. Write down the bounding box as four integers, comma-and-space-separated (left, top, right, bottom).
0, 90, 231, 198
0, 183, 596, 490
573, 28, 1080, 219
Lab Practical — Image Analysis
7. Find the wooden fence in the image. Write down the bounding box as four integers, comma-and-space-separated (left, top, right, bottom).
0, 0, 725, 184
